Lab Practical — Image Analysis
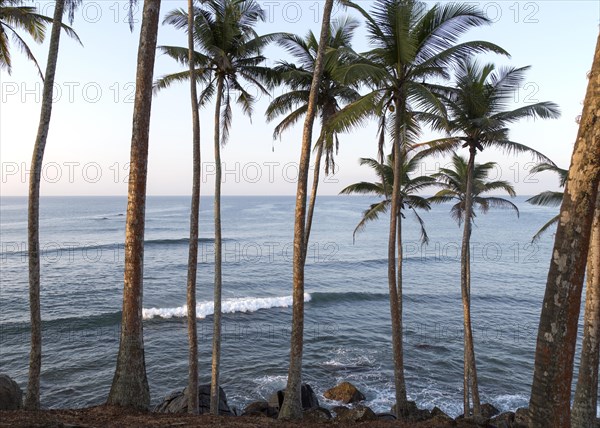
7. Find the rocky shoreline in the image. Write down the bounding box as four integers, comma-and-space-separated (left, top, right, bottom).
2, 374, 563, 427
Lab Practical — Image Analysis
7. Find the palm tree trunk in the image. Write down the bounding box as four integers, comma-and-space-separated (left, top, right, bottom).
303, 107, 335, 257
529, 33, 600, 428
572, 190, 600, 428
186, 0, 200, 414
303, 141, 323, 258
389, 97, 408, 417
24, 0, 65, 410
210, 75, 225, 415
461, 145, 481, 417
278, 0, 334, 420
396, 195, 407, 408
107, 0, 161, 410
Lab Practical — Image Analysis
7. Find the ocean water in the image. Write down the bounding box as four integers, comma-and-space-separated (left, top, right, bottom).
0, 195, 589, 416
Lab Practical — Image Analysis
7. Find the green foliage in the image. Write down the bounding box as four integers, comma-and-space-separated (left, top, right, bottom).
0, 0, 79, 79
526, 162, 567, 242
156, 0, 277, 144
265, 16, 362, 173
340, 152, 437, 243
430, 152, 519, 225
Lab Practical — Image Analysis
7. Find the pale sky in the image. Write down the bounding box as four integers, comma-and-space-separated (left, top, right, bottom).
0, 1, 598, 196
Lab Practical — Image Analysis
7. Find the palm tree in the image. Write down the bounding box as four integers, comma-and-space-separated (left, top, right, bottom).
420, 59, 559, 416
266, 17, 361, 258
429, 152, 518, 416
184, 0, 201, 414
157, 0, 275, 414
327, 0, 504, 415
107, 0, 161, 410
278, 0, 335, 420
526, 162, 567, 242
339, 154, 435, 244
0, 0, 66, 78
25, 0, 80, 410
429, 153, 520, 224
572, 190, 599, 428
527, 162, 599, 427
529, 34, 600, 427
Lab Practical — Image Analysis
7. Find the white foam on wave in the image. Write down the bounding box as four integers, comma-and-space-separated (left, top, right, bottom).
143, 293, 311, 320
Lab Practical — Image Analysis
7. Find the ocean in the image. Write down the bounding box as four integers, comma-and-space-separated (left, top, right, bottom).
0, 195, 588, 416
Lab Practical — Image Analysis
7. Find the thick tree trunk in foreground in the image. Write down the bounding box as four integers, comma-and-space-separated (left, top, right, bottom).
461, 146, 481, 417
529, 34, 600, 428
25, 0, 65, 410
278, 0, 334, 420
210, 75, 225, 415
107, 0, 161, 410
389, 99, 408, 417
571, 190, 600, 427
186, 0, 201, 414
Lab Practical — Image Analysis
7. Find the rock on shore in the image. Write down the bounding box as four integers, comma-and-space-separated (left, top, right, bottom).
0, 374, 22, 411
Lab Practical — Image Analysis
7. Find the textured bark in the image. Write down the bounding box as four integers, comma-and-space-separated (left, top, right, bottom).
529, 34, 600, 428
107, 0, 161, 410
25, 0, 65, 410
571, 190, 600, 427
388, 97, 408, 416
278, 0, 334, 420
210, 75, 224, 416
461, 146, 481, 417
303, 142, 323, 259
303, 104, 335, 258
186, 0, 200, 414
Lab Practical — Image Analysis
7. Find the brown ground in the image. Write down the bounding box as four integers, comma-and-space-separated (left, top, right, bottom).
0, 406, 465, 428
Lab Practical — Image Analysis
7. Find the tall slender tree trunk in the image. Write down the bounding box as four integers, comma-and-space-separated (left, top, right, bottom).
389, 97, 408, 417
278, 0, 334, 420
529, 34, 600, 428
461, 145, 480, 417
25, 0, 65, 410
210, 75, 225, 415
186, 0, 201, 414
303, 142, 323, 257
572, 190, 600, 428
107, 0, 161, 410
304, 107, 335, 256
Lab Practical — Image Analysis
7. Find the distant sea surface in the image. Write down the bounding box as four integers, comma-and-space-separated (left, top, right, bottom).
0, 195, 589, 415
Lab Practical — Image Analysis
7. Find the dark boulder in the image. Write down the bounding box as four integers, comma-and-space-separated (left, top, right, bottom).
391, 401, 432, 422
480, 403, 500, 419
0, 374, 22, 410
153, 384, 232, 415
333, 405, 378, 422
323, 381, 365, 404
242, 400, 278, 418
303, 407, 332, 422
376, 413, 397, 420
490, 411, 515, 428
514, 408, 529, 427
268, 383, 319, 411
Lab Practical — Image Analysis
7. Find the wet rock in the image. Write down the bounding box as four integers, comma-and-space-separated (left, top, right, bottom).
431, 406, 454, 423
490, 411, 515, 428
480, 403, 500, 419
303, 407, 332, 421
0, 374, 22, 410
242, 400, 278, 418
376, 412, 397, 420
514, 408, 529, 427
268, 384, 319, 411
323, 381, 366, 404
333, 405, 377, 422
391, 401, 432, 421
153, 384, 232, 415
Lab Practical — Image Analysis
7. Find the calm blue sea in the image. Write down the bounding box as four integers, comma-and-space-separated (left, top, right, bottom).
0, 195, 589, 416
